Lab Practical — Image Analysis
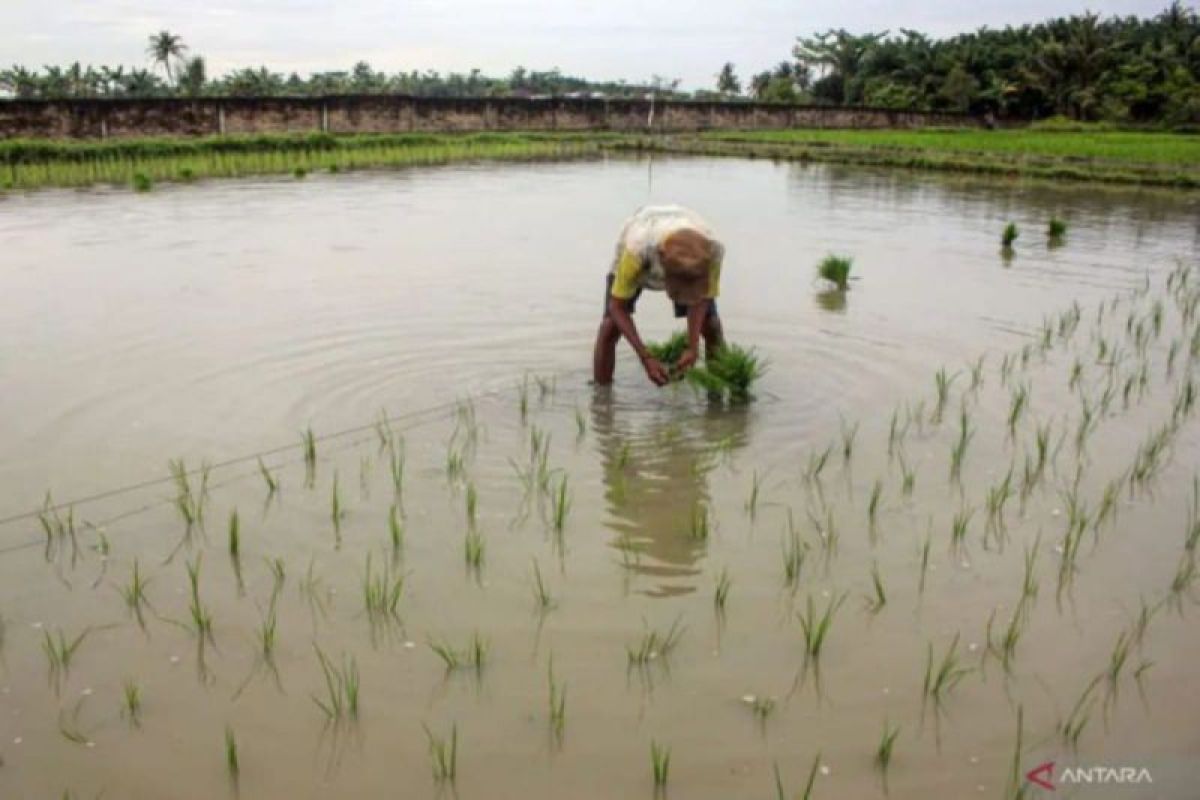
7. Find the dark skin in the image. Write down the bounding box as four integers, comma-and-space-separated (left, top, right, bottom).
592, 295, 725, 386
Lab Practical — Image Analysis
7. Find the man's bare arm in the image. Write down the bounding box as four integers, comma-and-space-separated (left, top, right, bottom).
607, 296, 669, 386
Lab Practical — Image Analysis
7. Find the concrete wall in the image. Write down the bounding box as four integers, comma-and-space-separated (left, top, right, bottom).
0, 95, 975, 139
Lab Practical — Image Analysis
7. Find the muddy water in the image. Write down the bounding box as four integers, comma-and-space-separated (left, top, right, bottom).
1, 158, 1199, 799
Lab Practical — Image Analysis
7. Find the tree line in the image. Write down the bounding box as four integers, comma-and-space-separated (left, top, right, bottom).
3, 5, 1198, 124
726, 3, 1199, 123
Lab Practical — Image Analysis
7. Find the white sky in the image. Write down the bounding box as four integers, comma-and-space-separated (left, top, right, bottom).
2, 0, 1175, 90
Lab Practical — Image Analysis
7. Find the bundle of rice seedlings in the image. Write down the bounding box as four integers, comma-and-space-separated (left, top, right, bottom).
687, 343, 767, 402
817, 255, 853, 290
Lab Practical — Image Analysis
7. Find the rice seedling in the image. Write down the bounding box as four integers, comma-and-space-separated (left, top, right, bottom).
782, 514, 808, 589
121, 679, 142, 727
985, 596, 1029, 673
808, 504, 840, 559
550, 474, 571, 533
1021, 534, 1041, 606
387, 504, 404, 553
531, 559, 556, 611
875, 720, 901, 785
1048, 217, 1067, 240
132, 172, 153, 192
362, 553, 404, 619
918, 530, 932, 595
816, 254, 852, 290
574, 406, 587, 440
312, 645, 360, 721
547, 656, 567, 740
330, 470, 344, 541
899, 454, 916, 497
1007, 383, 1029, 437
688, 501, 711, 542
1059, 675, 1100, 749
686, 343, 768, 401
1007, 706, 1025, 800
1106, 630, 1132, 694
950, 506, 974, 550
840, 417, 859, 464
58, 699, 91, 746
293, 165, 307, 179
302, 427, 317, 483
257, 602, 278, 662
1068, 358, 1084, 391
257, 457, 278, 495
168, 460, 199, 529
867, 479, 883, 531
517, 374, 531, 422
43, 627, 88, 684
887, 408, 905, 457
865, 562, 887, 613
428, 632, 489, 672
465, 482, 478, 528
932, 368, 957, 424
985, 467, 1015, 541
424, 722, 458, 783
969, 355, 986, 392
227, 508, 240, 558
225, 726, 239, 780
627, 618, 686, 666
120, 558, 150, 624
464, 529, 485, 570
714, 568, 732, 613
922, 633, 971, 707
745, 470, 762, 518
388, 437, 406, 500
797, 592, 847, 667
1002, 221, 1019, 249
802, 445, 833, 487
745, 694, 776, 723
186, 556, 213, 639
650, 740, 671, 789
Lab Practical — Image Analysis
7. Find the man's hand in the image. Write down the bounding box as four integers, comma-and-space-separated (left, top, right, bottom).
641, 356, 670, 386
676, 347, 699, 373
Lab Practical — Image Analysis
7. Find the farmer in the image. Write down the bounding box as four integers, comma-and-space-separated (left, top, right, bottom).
592, 205, 725, 386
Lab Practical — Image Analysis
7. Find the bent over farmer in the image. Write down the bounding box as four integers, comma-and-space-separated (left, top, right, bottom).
593, 205, 725, 386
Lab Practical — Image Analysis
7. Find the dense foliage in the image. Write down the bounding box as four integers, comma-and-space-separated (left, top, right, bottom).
745, 3, 1200, 123
2, 5, 1197, 123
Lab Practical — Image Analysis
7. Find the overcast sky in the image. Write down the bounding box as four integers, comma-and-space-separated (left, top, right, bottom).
3, 1, 1175, 89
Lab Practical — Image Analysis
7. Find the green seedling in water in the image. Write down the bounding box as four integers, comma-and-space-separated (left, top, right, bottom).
689, 501, 710, 541
550, 475, 571, 533
627, 618, 686, 666
899, 454, 916, 497
686, 343, 767, 401
186, 556, 213, 639
950, 507, 974, 549
1002, 221, 1019, 249
302, 427, 317, 481
465, 482, 478, 528
875, 720, 901, 786
650, 740, 671, 789
428, 632, 489, 672
574, 406, 587, 439
362, 553, 404, 619
225, 726, 239, 780
330, 471, 344, 540
867, 479, 883, 530
1008, 383, 1029, 436
121, 679, 142, 727
424, 722, 458, 783
388, 504, 403, 552
312, 645, 360, 721
257, 603, 278, 662
918, 531, 932, 595
865, 562, 887, 613
746, 694, 776, 722
132, 172, 153, 192
43, 627, 88, 683
949, 407, 973, 483
388, 438, 405, 500
228, 509, 240, 558
1059, 675, 1100, 749
257, 457, 278, 495
464, 529, 485, 571
745, 470, 761, 518
922, 633, 971, 707
932, 367, 957, 424
547, 657, 567, 740
120, 559, 150, 624
817, 254, 852, 290
840, 417, 858, 464
782, 520, 808, 589
714, 568, 732, 613
1048, 217, 1067, 240
798, 592, 847, 667
803, 445, 833, 486
517, 374, 531, 422
531, 559, 556, 611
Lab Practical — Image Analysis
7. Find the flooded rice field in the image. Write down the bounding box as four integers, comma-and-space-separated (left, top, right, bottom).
1, 157, 1199, 798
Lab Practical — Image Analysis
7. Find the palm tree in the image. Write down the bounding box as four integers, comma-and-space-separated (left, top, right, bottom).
794, 29, 888, 103
147, 30, 187, 85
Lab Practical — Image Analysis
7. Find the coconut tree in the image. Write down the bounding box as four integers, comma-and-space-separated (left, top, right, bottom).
147, 30, 187, 85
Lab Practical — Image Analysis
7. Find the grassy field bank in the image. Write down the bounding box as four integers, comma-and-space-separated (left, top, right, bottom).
2, 128, 1198, 192
628, 127, 1200, 188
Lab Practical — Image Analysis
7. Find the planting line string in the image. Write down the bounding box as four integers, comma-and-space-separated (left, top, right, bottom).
0, 366, 593, 534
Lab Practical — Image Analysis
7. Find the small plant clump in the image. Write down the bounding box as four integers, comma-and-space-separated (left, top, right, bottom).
1002, 222, 1019, 249
643, 334, 768, 401
1048, 217, 1068, 240
817, 254, 853, 290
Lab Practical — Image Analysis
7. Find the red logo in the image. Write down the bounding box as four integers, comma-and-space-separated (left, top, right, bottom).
1026, 761, 1055, 790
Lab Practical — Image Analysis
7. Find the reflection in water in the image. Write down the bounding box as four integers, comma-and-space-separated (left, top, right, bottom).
814, 289, 848, 313
590, 385, 752, 598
